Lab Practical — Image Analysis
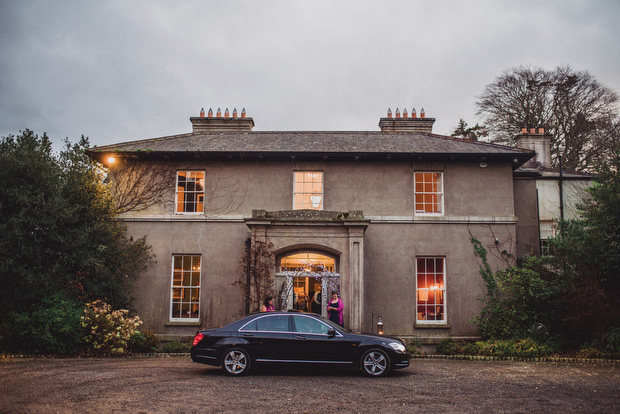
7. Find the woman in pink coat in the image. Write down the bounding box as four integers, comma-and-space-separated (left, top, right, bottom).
327, 292, 344, 327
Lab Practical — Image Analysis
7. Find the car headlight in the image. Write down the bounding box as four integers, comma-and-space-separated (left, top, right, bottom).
388, 342, 406, 353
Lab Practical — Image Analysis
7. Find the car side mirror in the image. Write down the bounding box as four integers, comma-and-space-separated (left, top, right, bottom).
327, 328, 336, 337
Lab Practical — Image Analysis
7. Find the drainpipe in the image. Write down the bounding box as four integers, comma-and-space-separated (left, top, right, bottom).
559, 157, 564, 228
245, 238, 251, 315
536, 188, 541, 256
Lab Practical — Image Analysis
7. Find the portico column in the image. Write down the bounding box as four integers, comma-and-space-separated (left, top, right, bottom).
346, 225, 365, 331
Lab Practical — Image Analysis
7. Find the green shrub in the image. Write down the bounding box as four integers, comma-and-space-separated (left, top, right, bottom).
472, 258, 557, 340
468, 339, 552, 358
436, 338, 462, 355
81, 300, 142, 355
406, 336, 423, 355
128, 330, 160, 353
2, 293, 83, 355
578, 346, 603, 359
604, 327, 620, 354
161, 341, 191, 353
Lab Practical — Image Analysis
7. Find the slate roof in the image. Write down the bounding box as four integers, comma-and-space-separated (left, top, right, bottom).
87, 131, 535, 167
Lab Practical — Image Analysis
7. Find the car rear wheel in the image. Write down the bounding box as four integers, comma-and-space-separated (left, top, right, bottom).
222, 348, 251, 376
361, 349, 390, 377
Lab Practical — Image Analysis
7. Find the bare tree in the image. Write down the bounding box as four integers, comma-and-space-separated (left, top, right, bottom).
107, 160, 175, 214
234, 240, 276, 313
476, 66, 619, 171
107, 161, 249, 215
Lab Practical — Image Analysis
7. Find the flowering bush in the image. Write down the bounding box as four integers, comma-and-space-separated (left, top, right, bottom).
81, 300, 142, 355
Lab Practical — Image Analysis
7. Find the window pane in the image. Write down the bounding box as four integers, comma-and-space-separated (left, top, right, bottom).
176, 171, 205, 214
417, 258, 426, 273
256, 315, 289, 332
172, 303, 181, 319
416, 257, 446, 323
414, 172, 442, 215
171, 255, 201, 320
293, 171, 323, 210
294, 316, 330, 334
241, 320, 257, 331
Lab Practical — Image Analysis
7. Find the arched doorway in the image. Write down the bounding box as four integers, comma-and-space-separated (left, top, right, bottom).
276, 251, 340, 317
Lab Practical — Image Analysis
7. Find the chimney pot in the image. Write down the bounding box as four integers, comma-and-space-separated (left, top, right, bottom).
233, 108, 238, 118
225, 108, 230, 117
217, 108, 222, 118
379, 107, 435, 133
208, 108, 213, 118
530, 127, 536, 134
420, 108, 425, 119
412, 108, 417, 118
521, 127, 527, 134
200, 107, 205, 118
538, 127, 545, 134
241, 108, 246, 118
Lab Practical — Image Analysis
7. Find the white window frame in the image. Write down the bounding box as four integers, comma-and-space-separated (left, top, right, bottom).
175, 170, 205, 214
170, 254, 201, 322
414, 172, 444, 216
415, 256, 447, 325
293, 171, 324, 210
539, 220, 557, 256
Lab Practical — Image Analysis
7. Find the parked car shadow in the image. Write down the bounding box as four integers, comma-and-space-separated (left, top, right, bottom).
195, 364, 413, 378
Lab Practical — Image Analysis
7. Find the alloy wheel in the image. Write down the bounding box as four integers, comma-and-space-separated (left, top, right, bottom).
223, 349, 249, 375
362, 350, 389, 377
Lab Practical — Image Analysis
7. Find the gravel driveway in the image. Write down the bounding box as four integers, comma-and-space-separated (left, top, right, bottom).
0, 356, 618, 413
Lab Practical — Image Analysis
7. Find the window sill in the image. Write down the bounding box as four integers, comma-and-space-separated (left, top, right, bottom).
415, 323, 451, 329
165, 321, 201, 326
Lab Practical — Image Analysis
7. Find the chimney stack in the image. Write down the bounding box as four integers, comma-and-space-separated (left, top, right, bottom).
190, 107, 255, 132
515, 127, 552, 169
379, 106, 435, 133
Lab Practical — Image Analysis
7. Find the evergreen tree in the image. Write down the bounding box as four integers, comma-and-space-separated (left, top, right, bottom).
0, 130, 153, 353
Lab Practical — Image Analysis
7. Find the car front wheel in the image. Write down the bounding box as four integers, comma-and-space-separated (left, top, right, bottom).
361, 349, 390, 377
222, 348, 251, 376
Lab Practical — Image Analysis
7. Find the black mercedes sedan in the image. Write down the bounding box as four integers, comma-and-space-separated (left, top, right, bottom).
190, 311, 410, 377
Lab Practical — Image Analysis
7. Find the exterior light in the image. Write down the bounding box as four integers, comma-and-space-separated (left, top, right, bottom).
107, 156, 116, 164
377, 317, 384, 335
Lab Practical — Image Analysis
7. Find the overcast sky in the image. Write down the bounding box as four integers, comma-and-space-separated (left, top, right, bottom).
1, 0, 619, 150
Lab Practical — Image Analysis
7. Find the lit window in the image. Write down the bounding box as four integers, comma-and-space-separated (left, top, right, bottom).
171, 255, 201, 321
416, 257, 445, 323
414, 172, 443, 215
293, 171, 323, 210
176, 171, 204, 214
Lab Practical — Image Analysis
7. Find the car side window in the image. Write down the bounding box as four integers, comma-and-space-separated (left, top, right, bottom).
254, 315, 290, 332
241, 320, 257, 331
293, 315, 330, 334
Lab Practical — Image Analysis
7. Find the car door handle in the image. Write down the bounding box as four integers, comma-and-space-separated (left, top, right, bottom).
243, 333, 254, 337
295, 335, 307, 340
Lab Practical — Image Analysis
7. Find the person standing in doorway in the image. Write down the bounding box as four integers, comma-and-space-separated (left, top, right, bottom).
327, 292, 343, 327
311, 288, 322, 314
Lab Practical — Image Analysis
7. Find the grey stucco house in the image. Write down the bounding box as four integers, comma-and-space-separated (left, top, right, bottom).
87, 108, 541, 343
